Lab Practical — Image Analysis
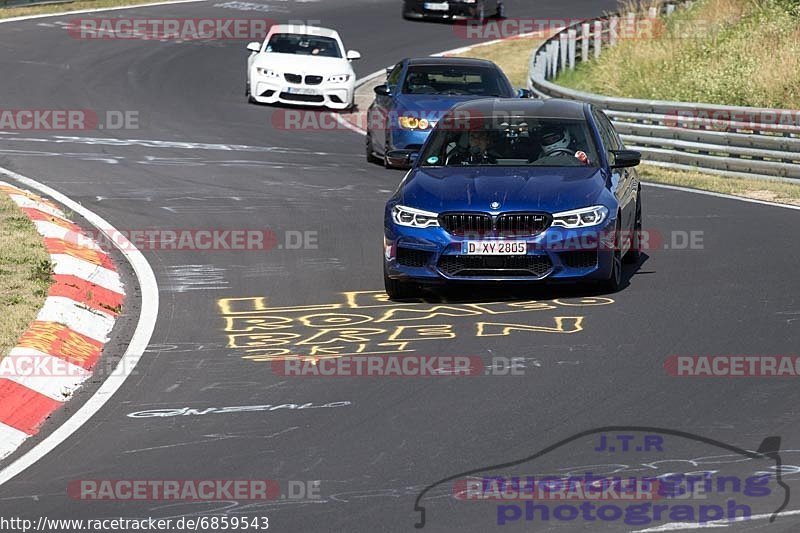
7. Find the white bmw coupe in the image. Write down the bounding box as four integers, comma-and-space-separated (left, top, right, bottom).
246, 25, 361, 110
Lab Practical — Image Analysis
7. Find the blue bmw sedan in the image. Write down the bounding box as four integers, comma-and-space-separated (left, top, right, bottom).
383, 98, 643, 299
366, 57, 526, 168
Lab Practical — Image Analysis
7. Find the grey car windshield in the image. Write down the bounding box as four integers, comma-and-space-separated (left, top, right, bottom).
420, 117, 600, 167
265, 34, 342, 58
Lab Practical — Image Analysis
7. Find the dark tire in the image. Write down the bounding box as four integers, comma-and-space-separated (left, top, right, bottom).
624, 194, 642, 264
600, 221, 624, 292
384, 271, 418, 300
366, 134, 382, 165
246, 81, 256, 104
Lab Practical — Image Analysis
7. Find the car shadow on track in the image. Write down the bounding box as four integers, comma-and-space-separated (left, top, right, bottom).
395, 253, 651, 303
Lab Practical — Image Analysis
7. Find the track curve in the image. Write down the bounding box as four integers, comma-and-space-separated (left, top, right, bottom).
0, 1, 799, 532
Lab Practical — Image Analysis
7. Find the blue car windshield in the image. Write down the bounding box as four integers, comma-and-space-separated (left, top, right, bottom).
265, 34, 342, 58
420, 117, 600, 168
401, 65, 509, 96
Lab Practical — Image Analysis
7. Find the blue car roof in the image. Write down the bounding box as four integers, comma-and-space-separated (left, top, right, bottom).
447, 98, 590, 120
404, 57, 501, 68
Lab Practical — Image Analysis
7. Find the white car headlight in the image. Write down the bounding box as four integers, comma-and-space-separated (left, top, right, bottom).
256, 67, 280, 78
327, 74, 351, 83
551, 206, 609, 228
392, 205, 440, 228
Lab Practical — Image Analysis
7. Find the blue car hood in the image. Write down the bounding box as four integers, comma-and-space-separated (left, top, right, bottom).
394, 94, 491, 120
397, 166, 608, 213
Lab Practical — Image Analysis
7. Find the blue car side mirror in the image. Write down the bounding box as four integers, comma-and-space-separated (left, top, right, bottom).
386, 149, 418, 168
374, 85, 391, 96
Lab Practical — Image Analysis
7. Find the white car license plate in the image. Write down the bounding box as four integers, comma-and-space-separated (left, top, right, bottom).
286, 87, 319, 95
424, 2, 449, 11
461, 241, 527, 255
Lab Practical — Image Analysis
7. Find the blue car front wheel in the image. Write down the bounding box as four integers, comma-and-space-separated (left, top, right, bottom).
384, 265, 419, 300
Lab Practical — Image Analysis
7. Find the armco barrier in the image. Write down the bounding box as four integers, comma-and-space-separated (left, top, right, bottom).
526, 2, 800, 182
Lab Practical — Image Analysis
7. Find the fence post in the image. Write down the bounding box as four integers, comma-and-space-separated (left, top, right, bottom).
581, 22, 590, 62
559, 33, 568, 74
568, 28, 577, 69
593, 20, 602, 59
551, 41, 560, 77
609, 16, 619, 47
666, 3, 676, 15
625, 12, 635, 41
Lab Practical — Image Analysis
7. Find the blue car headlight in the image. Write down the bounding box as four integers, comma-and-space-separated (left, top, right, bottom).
398, 115, 433, 130
551, 206, 609, 228
391, 205, 440, 228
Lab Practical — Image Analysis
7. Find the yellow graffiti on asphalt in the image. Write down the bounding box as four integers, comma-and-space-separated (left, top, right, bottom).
217, 291, 613, 363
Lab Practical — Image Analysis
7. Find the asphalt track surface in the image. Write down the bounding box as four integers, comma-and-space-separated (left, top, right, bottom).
0, 1, 799, 531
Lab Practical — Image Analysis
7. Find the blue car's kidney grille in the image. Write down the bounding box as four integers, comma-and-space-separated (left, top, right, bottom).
497, 213, 551, 236
439, 212, 551, 237
439, 213, 493, 236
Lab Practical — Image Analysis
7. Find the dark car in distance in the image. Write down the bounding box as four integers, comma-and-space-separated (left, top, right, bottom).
402, 0, 504, 22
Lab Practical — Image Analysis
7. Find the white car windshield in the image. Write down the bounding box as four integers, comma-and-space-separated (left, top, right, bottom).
265, 34, 342, 58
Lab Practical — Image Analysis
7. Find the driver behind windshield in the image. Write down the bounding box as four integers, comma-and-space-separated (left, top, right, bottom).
421, 118, 599, 167
446, 130, 502, 165
533, 125, 591, 165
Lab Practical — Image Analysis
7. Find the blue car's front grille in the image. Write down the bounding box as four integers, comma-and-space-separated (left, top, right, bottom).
559, 251, 598, 269
397, 247, 433, 268
439, 213, 493, 236
497, 213, 550, 236
437, 255, 553, 278
439, 212, 551, 237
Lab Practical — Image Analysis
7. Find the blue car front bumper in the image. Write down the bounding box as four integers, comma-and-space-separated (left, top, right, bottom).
388, 128, 431, 153
384, 218, 617, 284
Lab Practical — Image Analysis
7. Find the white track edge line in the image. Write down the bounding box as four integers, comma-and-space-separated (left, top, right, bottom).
0, 166, 159, 487
0, 0, 207, 24
643, 182, 800, 211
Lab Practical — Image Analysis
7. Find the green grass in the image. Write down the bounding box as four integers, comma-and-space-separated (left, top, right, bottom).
452, 37, 540, 88
0, 192, 51, 356
556, 0, 800, 108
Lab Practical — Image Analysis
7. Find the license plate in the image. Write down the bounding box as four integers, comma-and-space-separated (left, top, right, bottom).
424, 2, 449, 11
461, 241, 527, 255
286, 87, 318, 95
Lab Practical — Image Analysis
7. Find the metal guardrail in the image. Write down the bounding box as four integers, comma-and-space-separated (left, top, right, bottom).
526, 2, 800, 182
